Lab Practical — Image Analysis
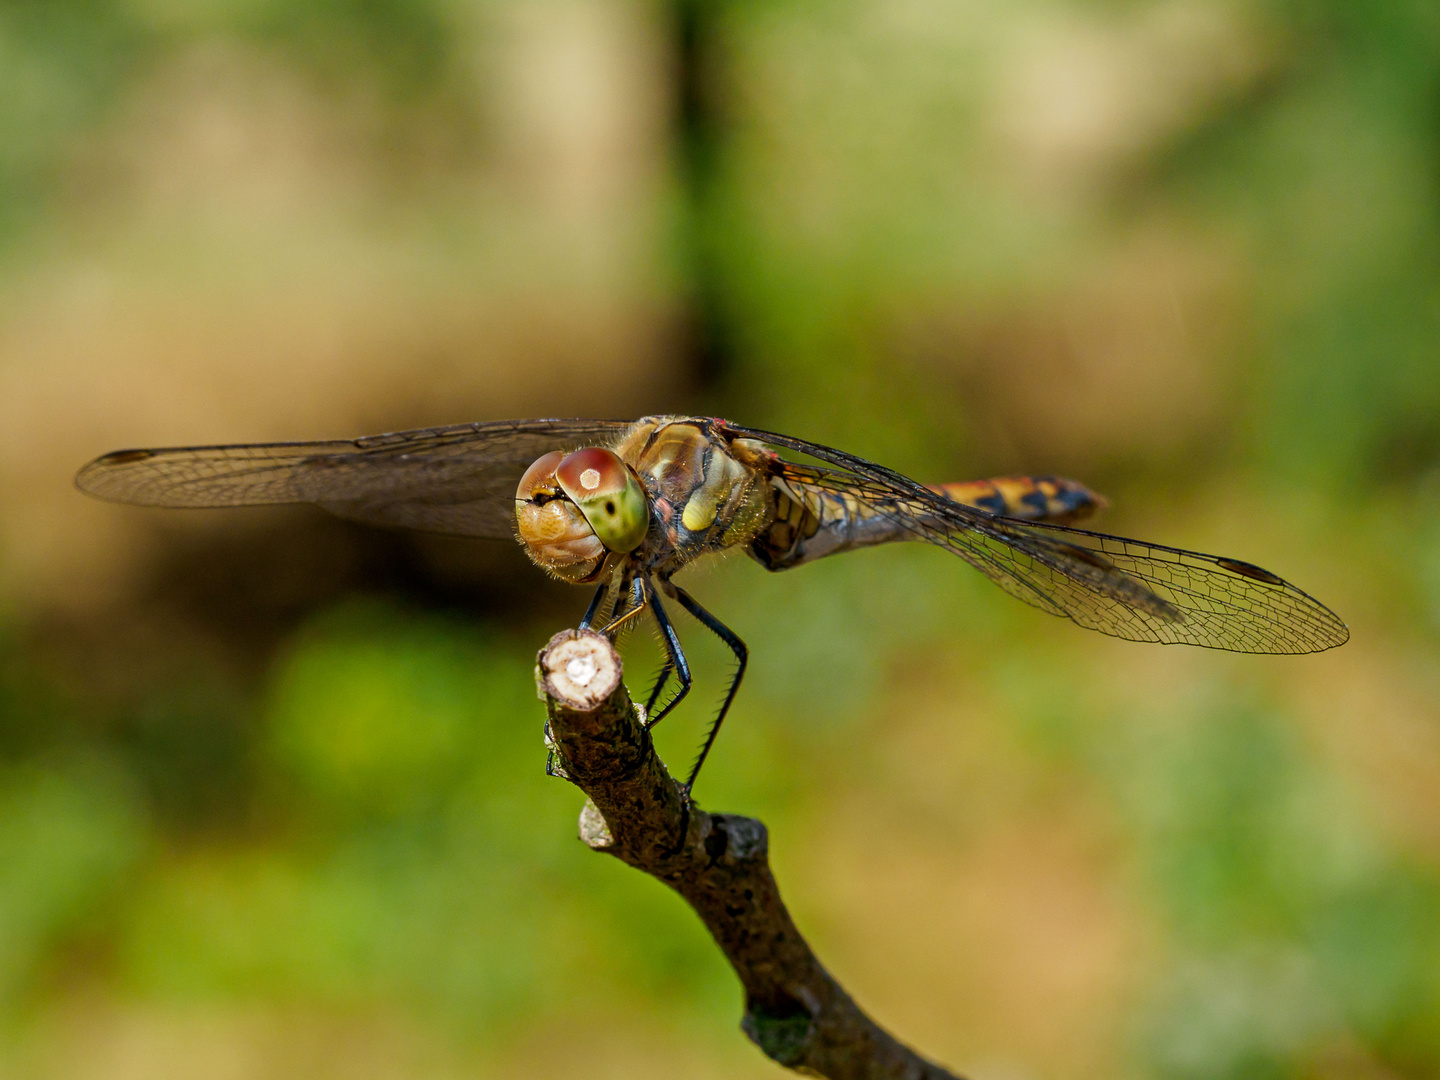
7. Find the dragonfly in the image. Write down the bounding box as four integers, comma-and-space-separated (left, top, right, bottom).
76, 415, 1349, 793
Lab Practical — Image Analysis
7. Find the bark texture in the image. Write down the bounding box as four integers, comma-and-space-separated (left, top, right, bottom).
537, 627, 965, 1080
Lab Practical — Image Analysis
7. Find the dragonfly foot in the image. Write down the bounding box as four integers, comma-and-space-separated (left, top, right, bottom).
676, 782, 697, 819
658, 783, 693, 859
544, 747, 570, 781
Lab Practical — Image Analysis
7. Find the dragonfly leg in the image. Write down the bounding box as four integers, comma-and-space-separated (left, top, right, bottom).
643, 659, 674, 724
585, 566, 636, 629
599, 574, 647, 637
543, 748, 571, 780
578, 580, 610, 630
665, 581, 747, 794
645, 580, 693, 732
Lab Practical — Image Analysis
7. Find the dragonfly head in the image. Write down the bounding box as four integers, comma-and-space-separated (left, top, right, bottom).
514, 447, 648, 582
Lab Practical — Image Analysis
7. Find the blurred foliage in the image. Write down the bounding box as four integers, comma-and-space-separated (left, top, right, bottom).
0, 0, 149, 244
704, 0, 1440, 491
1, 0, 1439, 1078
1122, 700, 1440, 1078
0, 758, 147, 1007
0, 0, 475, 251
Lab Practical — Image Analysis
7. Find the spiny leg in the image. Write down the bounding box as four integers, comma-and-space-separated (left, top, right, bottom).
591, 566, 638, 630
644, 658, 675, 722
666, 580, 748, 794
645, 580, 693, 731
580, 572, 685, 724
578, 579, 610, 630
599, 574, 647, 638
587, 572, 674, 720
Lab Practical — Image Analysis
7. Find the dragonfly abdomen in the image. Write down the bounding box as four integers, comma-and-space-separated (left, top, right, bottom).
749, 474, 1106, 571
929, 476, 1105, 525
749, 479, 903, 570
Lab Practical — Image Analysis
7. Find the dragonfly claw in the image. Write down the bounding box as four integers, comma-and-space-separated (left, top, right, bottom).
543, 723, 571, 781
667, 783, 694, 856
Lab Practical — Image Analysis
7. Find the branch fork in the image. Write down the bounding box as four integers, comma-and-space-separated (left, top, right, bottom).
537, 628, 963, 1080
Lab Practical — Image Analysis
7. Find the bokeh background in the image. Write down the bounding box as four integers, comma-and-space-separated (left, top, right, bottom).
1, 1, 1437, 1077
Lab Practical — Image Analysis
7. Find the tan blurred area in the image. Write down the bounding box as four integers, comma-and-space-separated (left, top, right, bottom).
0, 0, 677, 611
1, 1, 1436, 1079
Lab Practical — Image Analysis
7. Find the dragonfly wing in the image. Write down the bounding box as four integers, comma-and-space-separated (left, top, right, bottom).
75, 419, 632, 540
979, 517, 1349, 653
719, 422, 1349, 654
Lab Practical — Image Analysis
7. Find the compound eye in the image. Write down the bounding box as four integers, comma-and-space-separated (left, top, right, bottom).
555, 447, 649, 553
516, 450, 566, 501
555, 447, 628, 500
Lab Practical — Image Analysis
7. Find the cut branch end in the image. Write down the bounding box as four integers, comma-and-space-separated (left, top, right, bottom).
535, 624, 965, 1080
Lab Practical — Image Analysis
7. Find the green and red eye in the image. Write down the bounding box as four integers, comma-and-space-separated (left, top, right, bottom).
555, 447, 649, 553
514, 449, 605, 582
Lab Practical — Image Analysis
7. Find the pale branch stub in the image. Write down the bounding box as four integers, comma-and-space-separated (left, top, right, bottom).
537, 628, 965, 1080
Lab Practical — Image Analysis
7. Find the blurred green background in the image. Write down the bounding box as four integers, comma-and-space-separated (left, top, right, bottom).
0, 0, 1436, 1077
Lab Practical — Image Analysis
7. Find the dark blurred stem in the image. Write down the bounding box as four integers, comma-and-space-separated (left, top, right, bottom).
674, 0, 731, 391
538, 628, 965, 1080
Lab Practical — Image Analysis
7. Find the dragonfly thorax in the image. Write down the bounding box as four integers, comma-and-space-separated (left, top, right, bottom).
514, 446, 649, 583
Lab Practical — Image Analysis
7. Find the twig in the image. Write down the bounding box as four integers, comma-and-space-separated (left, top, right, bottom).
537, 627, 965, 1080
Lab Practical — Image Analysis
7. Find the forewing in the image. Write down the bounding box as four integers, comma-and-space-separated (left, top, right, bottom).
76, 419, 632, 539
719, 422, 1349, 654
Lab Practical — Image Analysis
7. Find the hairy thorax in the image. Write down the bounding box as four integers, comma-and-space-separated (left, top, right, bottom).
613, 417, 776, 576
